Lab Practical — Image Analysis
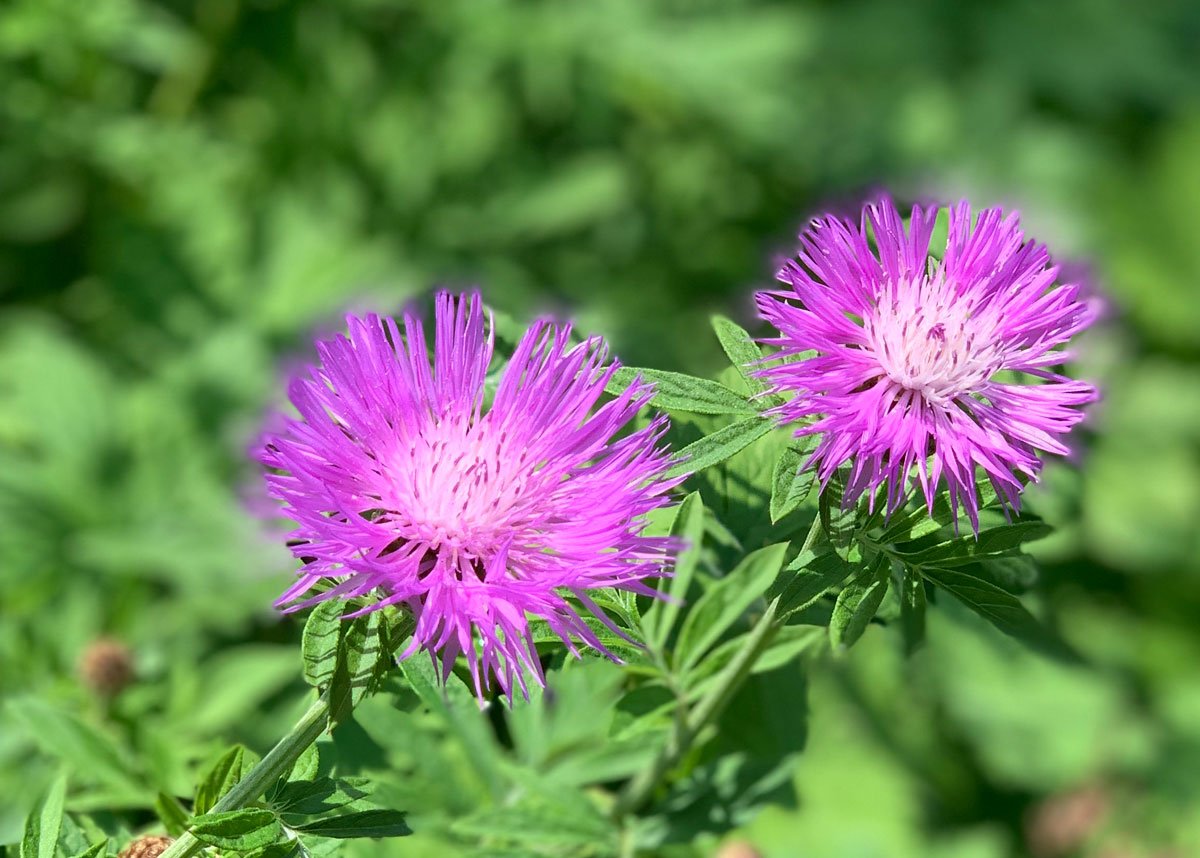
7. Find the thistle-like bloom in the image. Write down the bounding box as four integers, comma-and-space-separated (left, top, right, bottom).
258, 291, 678, 698
756, 196, 1098, 529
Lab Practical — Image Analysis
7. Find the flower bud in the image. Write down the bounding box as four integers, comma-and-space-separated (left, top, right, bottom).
77, 637, 134, 698
118, 835, 173, 858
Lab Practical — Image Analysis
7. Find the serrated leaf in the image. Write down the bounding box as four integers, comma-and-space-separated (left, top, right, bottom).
667, 416, 774, 479
195, 745, 255, 815
900, 565, 927, 655
642, 492, 704, 651
769, 549, 854, 618
20, 773, 65, 858
898, 521, 1052, 566
606, 367, 753, 415
829, 556, 890, 651
710, 315, 767, 395
302, 601, 345, 690
292, 809, 411, 839
922, 566, 1077, 659
769, 440, 816, 523
676, 542, 787, 673
155, 792, 190, 836
191, 808, 283, 852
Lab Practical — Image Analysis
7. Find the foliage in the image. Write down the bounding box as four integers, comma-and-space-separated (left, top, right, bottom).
3, 1, 1200, 857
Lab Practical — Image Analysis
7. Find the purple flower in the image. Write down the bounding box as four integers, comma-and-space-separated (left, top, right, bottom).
258, 291, 678, 699
756, 196, 1098, 530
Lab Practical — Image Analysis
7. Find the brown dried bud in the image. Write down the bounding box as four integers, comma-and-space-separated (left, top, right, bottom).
78, 637, 135, 698
1026, 783, 1110, 857
714, 841, 763, 858
118, 835, 174, 858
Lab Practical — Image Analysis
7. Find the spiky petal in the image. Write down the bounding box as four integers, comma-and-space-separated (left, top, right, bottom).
258, 291, 679, 699
756, 196, 1098, 530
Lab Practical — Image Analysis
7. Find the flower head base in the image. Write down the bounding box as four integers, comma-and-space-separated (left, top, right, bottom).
259, 291, 678, 699
756, 197, 1098, 530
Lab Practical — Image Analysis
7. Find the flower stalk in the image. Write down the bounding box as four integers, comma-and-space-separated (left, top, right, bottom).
159, 694, 331, 858
613, 596, 783, 819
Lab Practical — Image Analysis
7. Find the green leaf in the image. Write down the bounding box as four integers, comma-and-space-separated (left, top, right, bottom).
302, 600, 393, 724
922, 566, 1076, 659
898, 521, 1052, 567
194, 745, 256, 815
769, 440, 816, 523
302, 600, 345, 690
288, 742, 321, 783
272, 777, 371, 816
329, 609, 388, 725
192, 808, 283, 852
710, 314, 767, 395
642, 492, 705, 651
668, 416, 774, 479
452, 798, 614, 851
819, 481, 858, 552
606, 367, 752, 415
66, 842, 107, 858
155, 792, 190, 836
397, 658, 505, 798
900, 565, 927, 655
292, 809, 411, 839
6, 698, 143, 799
829, 556, 890, 651
676, 542, 787, 672
686, 625, 824, 697
876, 480, 1002, 543
769, 549, 854, 618
20, 773, 66, 858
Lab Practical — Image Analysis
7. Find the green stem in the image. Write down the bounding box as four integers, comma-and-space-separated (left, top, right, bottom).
160, 693, 331, 858
612, 597, 781, 819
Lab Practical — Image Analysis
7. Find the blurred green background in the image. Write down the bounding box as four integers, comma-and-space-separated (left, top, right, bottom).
3, 1, 1200, 856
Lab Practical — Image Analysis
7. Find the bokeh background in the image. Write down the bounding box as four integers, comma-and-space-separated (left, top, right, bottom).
3, 1, 1200, 856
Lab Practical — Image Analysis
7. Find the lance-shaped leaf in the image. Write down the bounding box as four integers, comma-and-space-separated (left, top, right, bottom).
921, 566, 1078, 660
606, 367, 753, 415
710, 315, 767, 396
676, 542, 787, 673
769, 548, 856, 619
829, 556, 890, 651
292, 809, 411, 839
194, 745, 259, 815
769, 439, 816, 523
155, 792, 189, 836
641, 492, 705, 650
20, 773, 66, 858
897, 521, 1052, 567
667, 417, 774, 479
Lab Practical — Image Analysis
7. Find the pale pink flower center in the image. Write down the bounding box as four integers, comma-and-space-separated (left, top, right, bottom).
382, 413, 536, 557
864, 274, 1003, 408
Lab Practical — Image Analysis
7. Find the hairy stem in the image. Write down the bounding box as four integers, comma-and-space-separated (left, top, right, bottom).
612, 597, 781, 818
160, 694, 331, 858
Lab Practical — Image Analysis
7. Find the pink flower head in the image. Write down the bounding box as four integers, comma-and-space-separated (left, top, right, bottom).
258, 291, 678, 699
756, 196, 1098, 530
